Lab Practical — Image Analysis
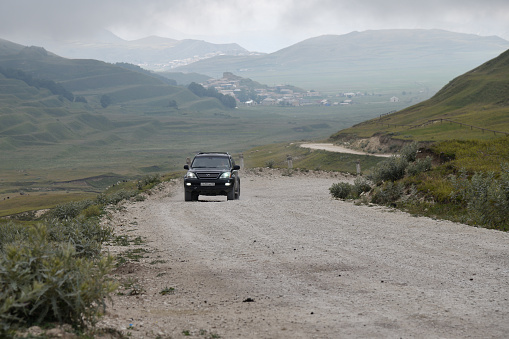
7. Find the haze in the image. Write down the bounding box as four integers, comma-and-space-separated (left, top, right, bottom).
1, 0, 508, 52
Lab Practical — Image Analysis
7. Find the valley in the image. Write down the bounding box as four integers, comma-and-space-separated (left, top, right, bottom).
1, 29, 508, 217
0, 101, 407, 211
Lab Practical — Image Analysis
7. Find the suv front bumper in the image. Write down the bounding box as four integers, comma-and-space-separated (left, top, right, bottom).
184, 178, 235, 196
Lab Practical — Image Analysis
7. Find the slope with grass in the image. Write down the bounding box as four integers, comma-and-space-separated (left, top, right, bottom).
0, 39, 247, 153
331, 48, 509, 143
324, 49, 509, 231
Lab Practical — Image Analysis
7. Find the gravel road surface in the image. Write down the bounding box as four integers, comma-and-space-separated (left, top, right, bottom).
300, 143, 393, 157
101, 169, 509, 338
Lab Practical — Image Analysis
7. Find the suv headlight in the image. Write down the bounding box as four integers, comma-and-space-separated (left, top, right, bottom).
186, 171, 197, 179
220, 171, 231, 179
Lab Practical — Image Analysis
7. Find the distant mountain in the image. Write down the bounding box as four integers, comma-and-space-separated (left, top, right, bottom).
173, 29, 509, 92
25, 32, 251, 71
330, 48, 509, 142
0, 38, 27, 56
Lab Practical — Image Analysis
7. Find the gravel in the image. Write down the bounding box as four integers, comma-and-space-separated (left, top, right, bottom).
100, 169, 509, 338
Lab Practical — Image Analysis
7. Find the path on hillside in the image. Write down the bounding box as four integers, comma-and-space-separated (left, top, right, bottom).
300, 143, 394, 157
101, 169, 509, 338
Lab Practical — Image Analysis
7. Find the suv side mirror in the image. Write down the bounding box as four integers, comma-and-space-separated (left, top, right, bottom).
233, 165, 240, 170
184, 165, 189, 170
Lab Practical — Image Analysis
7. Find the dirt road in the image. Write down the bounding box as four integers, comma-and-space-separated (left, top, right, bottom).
101, 169, 509, 338
300, 143, 394, 157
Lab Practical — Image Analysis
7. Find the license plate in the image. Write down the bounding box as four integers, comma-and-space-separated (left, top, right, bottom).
201, 182, 215, 186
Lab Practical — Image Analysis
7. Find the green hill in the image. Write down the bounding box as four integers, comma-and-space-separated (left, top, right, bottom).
330, 48, 509, 144
0, 39, 243, 150
0, 39, 244, 183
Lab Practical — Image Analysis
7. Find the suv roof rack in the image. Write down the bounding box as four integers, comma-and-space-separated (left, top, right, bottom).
196, 152, 230, 155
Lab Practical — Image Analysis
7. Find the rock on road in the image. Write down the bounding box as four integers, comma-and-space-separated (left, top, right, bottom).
102, 169, 509, 338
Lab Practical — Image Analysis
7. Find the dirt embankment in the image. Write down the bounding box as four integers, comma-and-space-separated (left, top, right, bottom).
326, 133, 414, 155
99, 169, 509, 338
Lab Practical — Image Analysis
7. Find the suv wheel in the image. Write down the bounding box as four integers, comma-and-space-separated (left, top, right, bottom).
227, 189, 235, 200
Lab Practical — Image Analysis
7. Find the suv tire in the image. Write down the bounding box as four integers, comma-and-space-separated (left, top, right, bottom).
227, 189, 235, 200
235, 184, 240, 200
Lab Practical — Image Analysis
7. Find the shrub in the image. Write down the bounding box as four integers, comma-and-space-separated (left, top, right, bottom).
329, 182, 352, 199
136, 174, 161, 190
0, 225, 116, 334
48, 217, 113, 258
82, 204, 102, 218
46, 200, 94, 221
96, 189, 139, 206
352, 176, 372, 197
400, 141, 419, 162
0, 222, 29, 252
369, 156, 408, 185
415, 175, 455, 203
407, 156, 432, 176
371, 181, 404, 205
450, 166, 509, 229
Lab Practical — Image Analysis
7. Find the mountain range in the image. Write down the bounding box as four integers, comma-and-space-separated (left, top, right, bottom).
4, 29, 508, 95
27, 29, 251, 72
173, 29, 509, 92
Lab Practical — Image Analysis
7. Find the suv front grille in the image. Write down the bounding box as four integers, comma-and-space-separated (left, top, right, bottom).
196, 172, 220, 179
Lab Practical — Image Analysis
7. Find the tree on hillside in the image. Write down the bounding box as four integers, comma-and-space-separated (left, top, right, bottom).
236, 89, 249, 103
168, 99, 178, 109
220, 94, 237, 109
0, 67, 74, 101
206, 86, 219, 97
75, 96, 87, 103
187, 82, 236, 108
100, 95, 111, 108
188, 82, 207, 97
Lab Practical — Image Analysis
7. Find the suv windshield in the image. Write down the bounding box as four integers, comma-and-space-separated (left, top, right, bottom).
192, 156, 231, 169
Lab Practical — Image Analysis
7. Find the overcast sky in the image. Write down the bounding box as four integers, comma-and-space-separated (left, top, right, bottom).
1, 0, 508, 52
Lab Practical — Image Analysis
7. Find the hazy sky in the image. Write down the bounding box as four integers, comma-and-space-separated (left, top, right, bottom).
1, 0, 508, 52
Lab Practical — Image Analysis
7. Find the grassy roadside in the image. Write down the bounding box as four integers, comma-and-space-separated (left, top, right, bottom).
328, 137, 509, 231
0, 172, 182, 218
242, 142, 386, 174
0, 174, 169, 338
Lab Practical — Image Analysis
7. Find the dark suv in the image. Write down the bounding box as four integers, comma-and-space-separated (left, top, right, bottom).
183, 152, 240, 201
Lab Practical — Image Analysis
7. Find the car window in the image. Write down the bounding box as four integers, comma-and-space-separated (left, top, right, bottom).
192, 156, 230, 169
